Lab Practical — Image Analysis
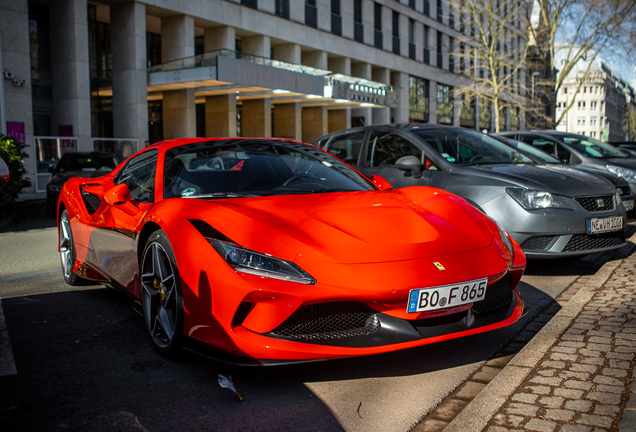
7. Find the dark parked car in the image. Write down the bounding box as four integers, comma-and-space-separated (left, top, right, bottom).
317, 124, 627, 259
47, 152, 118, 217
494, 131, 636, 192
0, 156, 8, 186
495, 136, 635, 212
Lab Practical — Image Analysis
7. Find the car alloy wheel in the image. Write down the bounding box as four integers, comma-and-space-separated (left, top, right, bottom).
59, 210, 80, 285
141, 231, 184, 356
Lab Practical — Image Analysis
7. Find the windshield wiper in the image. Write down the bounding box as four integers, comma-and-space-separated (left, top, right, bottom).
183, 192, 251, 199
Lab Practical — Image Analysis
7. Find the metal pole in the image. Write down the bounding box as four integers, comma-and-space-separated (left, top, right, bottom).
0, 31, 6, 136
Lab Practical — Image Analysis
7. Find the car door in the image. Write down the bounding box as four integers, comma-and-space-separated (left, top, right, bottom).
323, 130, 367, 166
87, 149, 158, 293
358, 130, 432, 187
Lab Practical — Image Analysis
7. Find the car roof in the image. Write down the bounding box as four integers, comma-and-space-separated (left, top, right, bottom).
318, 123, 478, 140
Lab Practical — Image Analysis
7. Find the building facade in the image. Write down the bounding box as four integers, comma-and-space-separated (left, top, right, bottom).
0, 0, 529, 197
555, 51, 633, 142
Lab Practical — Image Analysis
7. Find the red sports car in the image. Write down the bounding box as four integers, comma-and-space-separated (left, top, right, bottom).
56, 137, 525, 364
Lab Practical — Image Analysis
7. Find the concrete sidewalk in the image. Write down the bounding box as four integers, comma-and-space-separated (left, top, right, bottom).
443, 244, 636, 431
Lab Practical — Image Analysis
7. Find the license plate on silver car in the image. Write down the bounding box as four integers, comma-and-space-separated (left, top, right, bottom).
407, 278, 488, 313
587, 216, 623, 234
624, 200, 634, 211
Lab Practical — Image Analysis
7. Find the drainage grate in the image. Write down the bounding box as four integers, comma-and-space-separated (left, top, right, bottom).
270, 301, 380, 340
473, 275, 513, 314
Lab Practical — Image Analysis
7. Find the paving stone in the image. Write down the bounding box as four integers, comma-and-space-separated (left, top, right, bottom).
587, 336, 612, 344
553, 346, 578, 354
538, 369, 557, 377
593, 375, 623, 386
530, 376, 563, 386
525, 418, 557, 431
472, 366, 501, 383
571, 363, 598, 373
562, 334, 585, 342
511, 393, 538, 404
542, 360, 566, 369
615, 346, 636, 353
538, 396, 564, 408
431, 398, 468, 422
576, 414, 613, 428
415, 418, 448, 432
553, 388, 584, 399
454, 381, 487, 400
564, 380, 593, 391
606, 351, 633, 360
586, 391, 621, 405
608, 359, 630, 369
579, 349, 601, 357
601, 367, 628, 377
526, 385, 552, 395
559, 425, 591, 432
580, 357, 605, 366
544, 408, 575, 421
506, 415, 525, 427
564, 399, 592, 412
551, 352, 578, 361
593, 404, 620, 416
559, 370, 589, 380
486, 354, 516, 368
506, 402, 539, 416
596, 384, 624, 394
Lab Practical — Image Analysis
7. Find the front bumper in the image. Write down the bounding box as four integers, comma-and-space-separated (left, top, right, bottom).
481, 193, 627, 258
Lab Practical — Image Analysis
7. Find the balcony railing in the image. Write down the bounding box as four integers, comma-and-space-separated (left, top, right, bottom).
305, 3, 317, 28
331, 14, 342, 36
393, 37, 400, 55
374, 30, 383, 49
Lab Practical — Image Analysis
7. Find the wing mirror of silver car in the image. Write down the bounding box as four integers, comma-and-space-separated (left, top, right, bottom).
396, 155, 424, 179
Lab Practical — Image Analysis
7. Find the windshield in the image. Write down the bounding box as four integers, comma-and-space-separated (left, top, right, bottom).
411, 129, 534, 165
56, 154, 118, 173
555, 134, 629, 159
163, 139, 376, 199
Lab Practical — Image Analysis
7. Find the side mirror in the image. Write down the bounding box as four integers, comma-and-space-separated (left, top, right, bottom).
369, 175, 393, 190
104, 183, 139, 215
396, 155, 424, 179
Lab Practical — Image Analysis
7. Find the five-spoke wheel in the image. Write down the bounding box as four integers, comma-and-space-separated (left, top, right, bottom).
59, 209, 81, 285
141, 230, 184, 356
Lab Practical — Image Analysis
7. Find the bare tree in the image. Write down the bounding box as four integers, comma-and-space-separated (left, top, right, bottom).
529, 0, 636, 127
450, 0, 531, 132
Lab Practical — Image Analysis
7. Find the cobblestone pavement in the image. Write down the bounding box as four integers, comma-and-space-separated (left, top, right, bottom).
486, 254, 636, 432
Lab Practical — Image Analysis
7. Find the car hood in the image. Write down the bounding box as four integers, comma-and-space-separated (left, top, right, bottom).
188, 187, 495, 264
461, 164, 615, 196
50, 170, 108, 185
601, 158, 636, 171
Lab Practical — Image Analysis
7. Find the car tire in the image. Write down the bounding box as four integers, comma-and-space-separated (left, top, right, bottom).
59, 210, 82, 286
140, 230, 185, 358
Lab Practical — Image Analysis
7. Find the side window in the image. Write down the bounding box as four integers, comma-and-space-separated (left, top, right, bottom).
365, 132, 423, 168
519, 135, 556, 156
325, 132, 365, 165
115, 150, 158, 203
556, 144, 572, 164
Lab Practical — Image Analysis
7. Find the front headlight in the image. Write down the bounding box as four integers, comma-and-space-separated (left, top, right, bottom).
606, 165, 636, 183
506, 188, 570, 209
207, 238, 316, 285
48, 184, 62, 192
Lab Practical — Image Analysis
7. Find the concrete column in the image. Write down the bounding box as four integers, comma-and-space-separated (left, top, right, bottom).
204, 26, 235, 52
399, 13, 408, 58
204, 26, 235, 139
372, 67, 391, 125
429, 81, 438, 124
242, 99, 271, 137
206, 95, 236, 137
328, 110, 350, 132
317, 0, 330, 32
242, 35, 271, 58
111, 2, 148, 144
329, 57, 351, 75
341, 0, 354, 39
303, 51, 328, 70
351, 62, 372, 127
362, 0, 373, 45
50, 0, 91, 151
415, 21, 424, 62
274, 103, 301, 140
162, 15, 196, 139
302, 106, 328, 144
273, 44, 301, 64
391, 72, 409, 123
1, 0, 35, 193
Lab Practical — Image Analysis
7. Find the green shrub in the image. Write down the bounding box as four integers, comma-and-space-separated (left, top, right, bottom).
0, 135, 32, 209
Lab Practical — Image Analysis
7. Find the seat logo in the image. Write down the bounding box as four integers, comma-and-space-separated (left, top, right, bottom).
433, 262, 445, 271
596, 198, 605, 208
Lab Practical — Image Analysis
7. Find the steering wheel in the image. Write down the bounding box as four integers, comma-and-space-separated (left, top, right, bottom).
281, 174, 313, 187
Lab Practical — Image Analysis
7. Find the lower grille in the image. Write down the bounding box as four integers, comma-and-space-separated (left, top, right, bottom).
563, 231, 625, 252
473, 275, 513, 314
521, 235, 557, 251
575, 195, 614, 212
270, 301, 380, 340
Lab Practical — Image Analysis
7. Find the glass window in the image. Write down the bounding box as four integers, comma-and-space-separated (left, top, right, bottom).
555, 134, 629, 158
374, 2, 382, 30
324, 132, 365, 165
354, 0, 362, 23
115, 149, 158, 203
409, 76, 429, 122
517, 134, 557, 155
365, 132, 423, 168
437, 84, 453, 125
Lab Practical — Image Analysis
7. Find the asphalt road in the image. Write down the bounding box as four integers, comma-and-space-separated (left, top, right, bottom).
0, 210, 632, 432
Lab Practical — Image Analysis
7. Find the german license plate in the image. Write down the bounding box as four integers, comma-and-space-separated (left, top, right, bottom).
407, 278, 488, 313
587, 216, 623, 234
624, 200, 634, 211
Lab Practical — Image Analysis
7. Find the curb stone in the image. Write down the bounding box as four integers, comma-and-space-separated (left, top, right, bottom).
443, 232, 636, 432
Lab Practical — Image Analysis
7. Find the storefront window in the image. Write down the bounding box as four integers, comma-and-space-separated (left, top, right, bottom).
459, 94, 475, 128
437, 84, 453, 125
409, 76, 429, 122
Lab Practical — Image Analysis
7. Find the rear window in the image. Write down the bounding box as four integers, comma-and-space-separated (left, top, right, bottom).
56, 154, 118, 173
